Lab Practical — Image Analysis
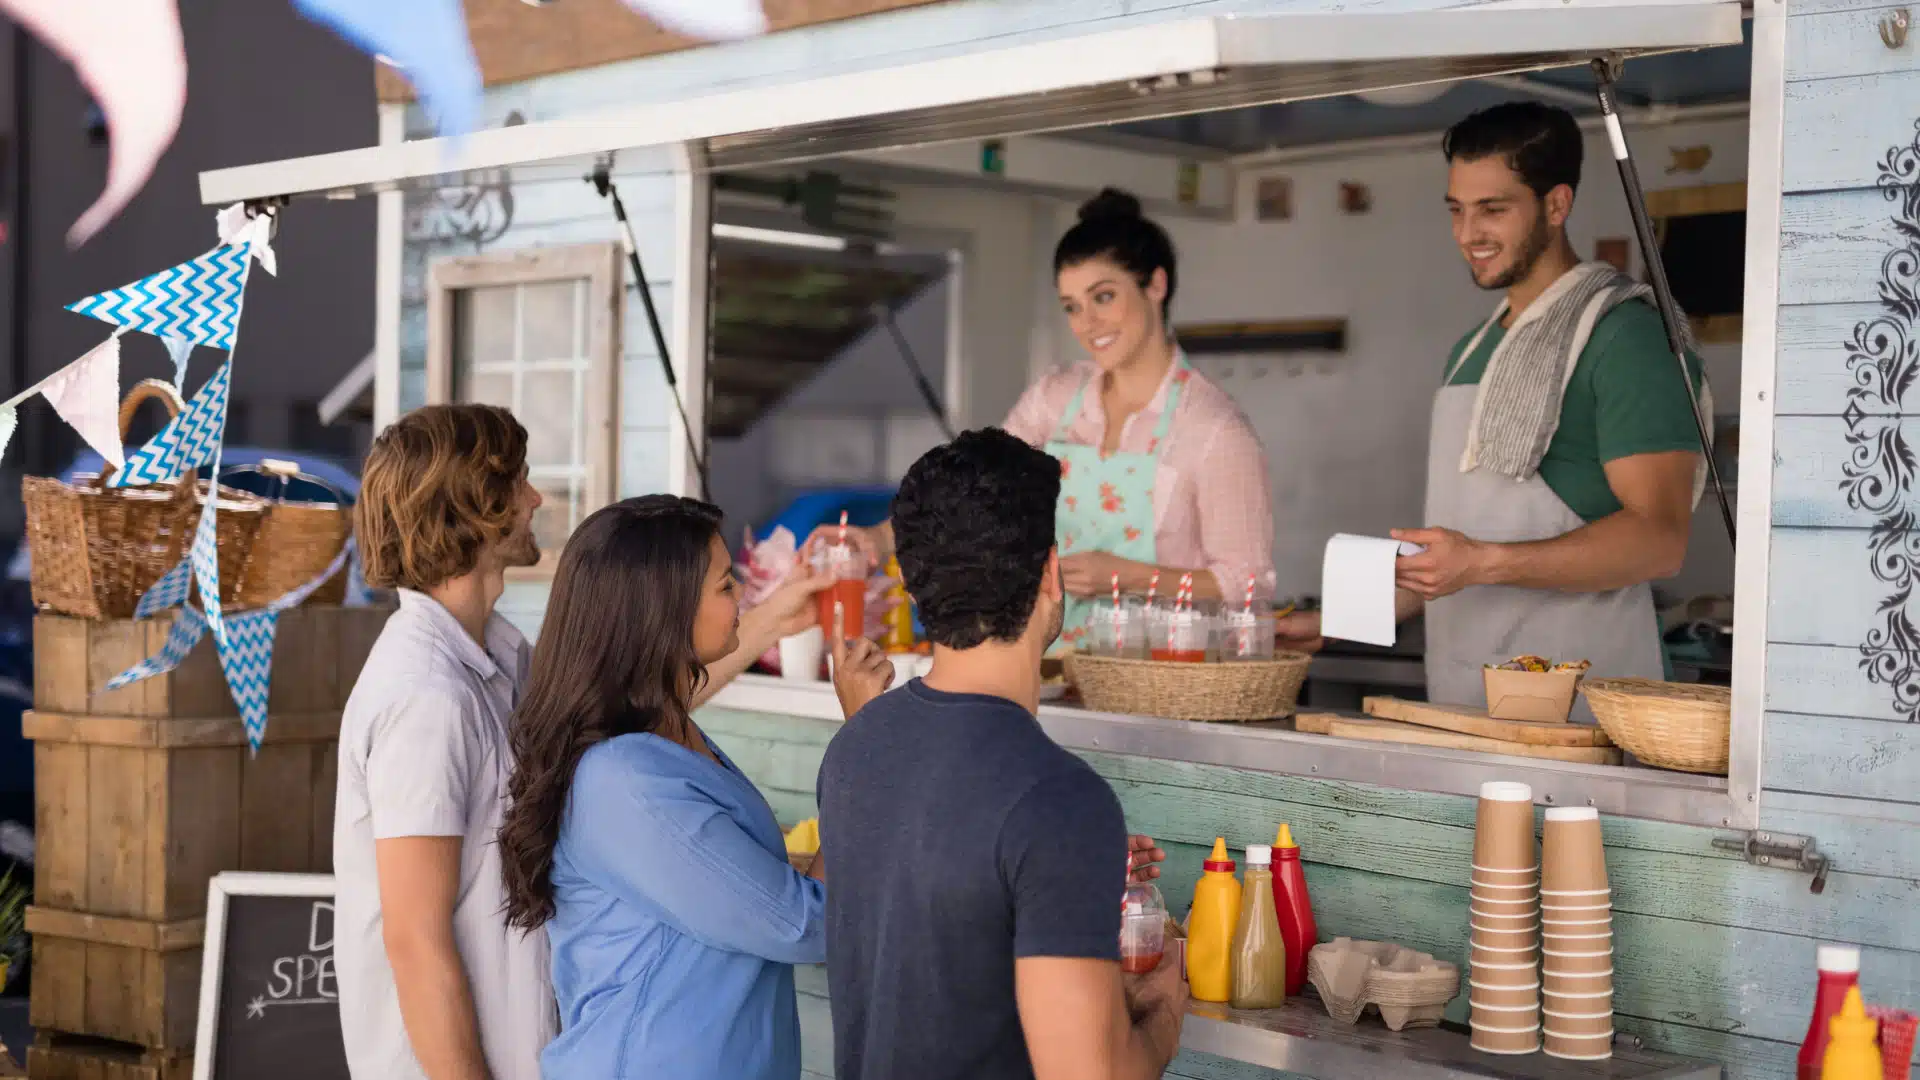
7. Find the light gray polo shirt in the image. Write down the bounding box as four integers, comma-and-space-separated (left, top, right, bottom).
333, 590, 556, 1080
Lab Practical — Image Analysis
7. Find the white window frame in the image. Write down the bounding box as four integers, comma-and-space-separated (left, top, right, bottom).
424, 241, 624, 575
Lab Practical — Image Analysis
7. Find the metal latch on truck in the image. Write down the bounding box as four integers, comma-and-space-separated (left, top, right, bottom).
1712, 831, 1830, 894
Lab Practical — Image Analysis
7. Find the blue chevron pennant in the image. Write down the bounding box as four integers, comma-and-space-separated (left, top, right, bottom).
109, 360, 230, 488
105, 605, 207, 691
66, 244, 249, 351
135, 556, 194, 619
219, 608, 280, 751
191, 457, 226, 649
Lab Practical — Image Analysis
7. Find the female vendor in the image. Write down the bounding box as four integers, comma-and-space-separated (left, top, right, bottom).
814, 187, 1275, 651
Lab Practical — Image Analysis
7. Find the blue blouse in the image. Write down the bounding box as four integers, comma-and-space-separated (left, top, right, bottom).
541, 732, 827, 1080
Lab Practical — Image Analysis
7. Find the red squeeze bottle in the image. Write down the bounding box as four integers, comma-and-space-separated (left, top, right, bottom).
1799, 944, 1861, 1080
1271, 824, 1318, 997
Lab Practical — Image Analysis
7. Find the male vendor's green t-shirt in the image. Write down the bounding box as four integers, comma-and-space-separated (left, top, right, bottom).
1445, 299, 1707, 523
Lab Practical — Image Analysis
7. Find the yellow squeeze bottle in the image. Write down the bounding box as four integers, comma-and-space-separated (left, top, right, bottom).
1186, 837, 1242, 1003
881, 557, 914, 651
1820, 987, 1882, 1080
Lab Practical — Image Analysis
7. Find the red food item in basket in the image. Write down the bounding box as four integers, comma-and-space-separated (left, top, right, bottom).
1867, 1006, 1917, 1080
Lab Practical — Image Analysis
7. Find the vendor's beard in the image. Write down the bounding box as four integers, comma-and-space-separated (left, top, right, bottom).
1476, 214, 1553, 292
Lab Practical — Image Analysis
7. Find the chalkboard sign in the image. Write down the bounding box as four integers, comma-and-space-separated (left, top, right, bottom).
193, 873, 348, 1080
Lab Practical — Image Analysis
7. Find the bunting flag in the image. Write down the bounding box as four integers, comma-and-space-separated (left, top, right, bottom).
191, 445, 227, 648
162, 336, 195, 390
0, 0, 187, 247
0, 406, 15, 464
104, 604, 207, 692
35, 335, 125, 469
219, 609, 281, 751
110, 359, 231, 488
134, 555, 194, 620
215, 204, 277, 277
617, 0, 767, 39
66, 245, 250, 351
109, 540, 355, 751
289, 0, 481, 136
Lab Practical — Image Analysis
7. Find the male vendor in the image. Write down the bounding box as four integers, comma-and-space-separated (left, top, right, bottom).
1277, 102, 1711, 712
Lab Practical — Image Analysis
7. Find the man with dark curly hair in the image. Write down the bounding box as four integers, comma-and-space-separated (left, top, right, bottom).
336, 404, 828, 1080
816, 428, 1186, 1080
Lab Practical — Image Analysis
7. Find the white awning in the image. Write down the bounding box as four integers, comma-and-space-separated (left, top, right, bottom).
200, 3, 1743, 205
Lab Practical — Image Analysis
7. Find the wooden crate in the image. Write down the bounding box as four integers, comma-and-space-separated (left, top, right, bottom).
35, 605, 394, 718
26, 910, 203, 1052
27, 1034, 191, 1080
29, 711, 341, 922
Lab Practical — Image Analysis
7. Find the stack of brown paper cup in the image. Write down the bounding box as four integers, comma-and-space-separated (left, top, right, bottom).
1541, 806, 1613, 1061
1469, 781, 1540, 1055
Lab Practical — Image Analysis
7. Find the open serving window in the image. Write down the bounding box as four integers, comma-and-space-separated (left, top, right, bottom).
201, 1, 1777, 831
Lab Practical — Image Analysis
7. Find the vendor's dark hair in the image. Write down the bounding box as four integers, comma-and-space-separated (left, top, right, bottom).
892, 428, 1060, 649
1053, 187, 1178, 322
499, 494, 723, 929
1442, 102, 1584, 198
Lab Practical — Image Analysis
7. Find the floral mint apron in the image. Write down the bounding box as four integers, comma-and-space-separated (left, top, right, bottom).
1048, 354, 1190, 653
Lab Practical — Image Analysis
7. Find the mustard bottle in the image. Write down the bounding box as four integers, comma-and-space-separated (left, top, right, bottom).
1186, 837, 1242, 1003
881, 556, 914, 651
1820, 986, 1883, 1080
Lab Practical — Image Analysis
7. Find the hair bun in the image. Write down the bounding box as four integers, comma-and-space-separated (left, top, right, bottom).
1077, 187, 1143, 223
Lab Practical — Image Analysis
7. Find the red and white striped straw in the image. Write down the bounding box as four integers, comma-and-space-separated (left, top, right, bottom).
1178, 572, 1194, 613
1245, 574, 1256, 614
1112, 572, 1121, 612
1147, 571, 1160, 607
837, 510, 848, 547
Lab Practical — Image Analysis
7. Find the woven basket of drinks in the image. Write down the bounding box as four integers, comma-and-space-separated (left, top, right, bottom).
224, 461, 352, 608
22, 380, 269, 618
1064, 652, 1312, 722
1581, 677, 1730, 775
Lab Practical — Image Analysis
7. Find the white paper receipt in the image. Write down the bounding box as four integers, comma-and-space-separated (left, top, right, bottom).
1319, 533, 1424, 647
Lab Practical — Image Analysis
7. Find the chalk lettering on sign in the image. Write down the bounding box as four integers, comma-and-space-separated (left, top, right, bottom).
247, 901, 337, 1020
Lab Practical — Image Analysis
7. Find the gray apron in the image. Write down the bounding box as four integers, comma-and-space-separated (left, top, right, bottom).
1423, 346, 1665, 724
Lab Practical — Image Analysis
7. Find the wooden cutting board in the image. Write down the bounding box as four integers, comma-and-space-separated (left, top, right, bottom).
1314, 714, 1623, 765
1362, 696, 1614, 748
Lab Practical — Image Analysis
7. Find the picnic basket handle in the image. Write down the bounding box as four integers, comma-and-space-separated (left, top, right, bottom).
91, 379, 187, 489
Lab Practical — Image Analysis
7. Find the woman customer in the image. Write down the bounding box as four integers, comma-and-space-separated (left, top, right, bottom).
499, 495, 890, 1080
812, 187, 1275, 652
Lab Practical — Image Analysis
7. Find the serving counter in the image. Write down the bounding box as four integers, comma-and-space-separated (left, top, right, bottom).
708, 674, 1733, 828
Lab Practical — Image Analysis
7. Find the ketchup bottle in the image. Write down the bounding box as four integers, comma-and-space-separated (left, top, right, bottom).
1271, 824, 1318, 997
1799, 944, 1862, 1080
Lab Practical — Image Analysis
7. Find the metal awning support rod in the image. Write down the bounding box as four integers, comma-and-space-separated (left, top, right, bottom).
1590, 58, 1735, 547
591, 165, 710, 499
872, 302, 955, 441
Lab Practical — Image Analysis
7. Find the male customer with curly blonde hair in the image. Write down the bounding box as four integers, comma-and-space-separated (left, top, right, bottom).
336, 404, 834, 1080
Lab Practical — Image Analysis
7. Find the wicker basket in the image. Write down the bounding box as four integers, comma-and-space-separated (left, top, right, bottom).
1581, 678, 1730, 775
1065, 652, 1312, 722
228, 461, 352, 608
23, 381, 267, 618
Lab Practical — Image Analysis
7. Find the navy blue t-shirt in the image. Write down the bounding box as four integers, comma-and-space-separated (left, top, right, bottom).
817, 679, 1129, 1080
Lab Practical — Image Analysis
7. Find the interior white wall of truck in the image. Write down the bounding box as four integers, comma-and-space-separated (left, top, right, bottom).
728, 112, 1747, 603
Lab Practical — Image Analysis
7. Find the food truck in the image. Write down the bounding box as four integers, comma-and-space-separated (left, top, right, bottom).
200, 0, 1920, 1076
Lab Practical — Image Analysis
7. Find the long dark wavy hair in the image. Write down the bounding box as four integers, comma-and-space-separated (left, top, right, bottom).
499, 495, 725, 929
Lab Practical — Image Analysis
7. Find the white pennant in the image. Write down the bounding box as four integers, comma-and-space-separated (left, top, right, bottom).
214, 203, 276, 277
0, 406, 15, 464
618, 0, 767, 40
162, 335, 194, 390
35, 336, 125, 468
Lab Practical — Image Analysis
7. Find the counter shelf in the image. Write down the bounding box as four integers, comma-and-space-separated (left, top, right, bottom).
707, 675, 1732, 829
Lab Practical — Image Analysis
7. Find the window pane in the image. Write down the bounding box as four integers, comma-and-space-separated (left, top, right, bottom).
462, 371, 513, 411
456, 285, 517, 369
521, 280, 583, 363
530, 477, 579, 553
522, 369, 578, 467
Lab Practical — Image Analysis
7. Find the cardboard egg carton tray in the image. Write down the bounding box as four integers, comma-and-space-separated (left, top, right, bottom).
1306, 937, 1461, 1031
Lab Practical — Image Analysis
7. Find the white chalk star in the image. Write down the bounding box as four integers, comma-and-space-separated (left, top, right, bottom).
247, 996, 265, 1019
